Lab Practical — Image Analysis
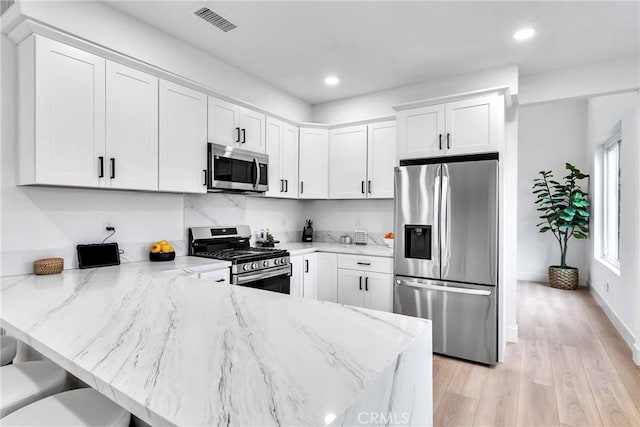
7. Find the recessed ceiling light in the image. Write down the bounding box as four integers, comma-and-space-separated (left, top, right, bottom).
324, 76, 339, 86
513, 28, 536, 41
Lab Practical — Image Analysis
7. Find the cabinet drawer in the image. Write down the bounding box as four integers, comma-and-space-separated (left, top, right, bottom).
198, 269, 230, 284
338, 254, 392, 274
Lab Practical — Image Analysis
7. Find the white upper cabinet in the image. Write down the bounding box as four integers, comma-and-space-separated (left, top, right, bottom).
265, 119, 298, 198
329, 125, 368, 199
207, 96, 240, 147
397, 104, 444, 160
366, 120, 396, 199
207, 96, 266, 153
265, 117, 284, 198
396, 94, 502, 159
159, 80, 207, 193
105, 61, 158, 191
299, 128, 329, 199
444, 95, 501, 156
18, 35, 106, 187
239, 107, 266, 153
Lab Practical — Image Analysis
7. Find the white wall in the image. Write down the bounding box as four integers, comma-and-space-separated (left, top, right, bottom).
311, 65, 518, 123
303, 199, 394, 244
15, 0, 312, 122
517, 99, 590, 283
586, 91, 640, 363
519, 57, 639, 106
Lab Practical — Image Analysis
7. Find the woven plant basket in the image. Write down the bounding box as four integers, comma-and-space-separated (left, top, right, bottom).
33, 258, 64, 275
548, 266, 578, 290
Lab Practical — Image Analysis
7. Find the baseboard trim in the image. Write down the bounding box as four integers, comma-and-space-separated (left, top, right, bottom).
517, 272, 588, 286
507, 324, 518, 343
589, 286, 639, 365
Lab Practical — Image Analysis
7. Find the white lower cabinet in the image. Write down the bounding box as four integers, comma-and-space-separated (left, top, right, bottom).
336, 255, 393, 312
197, 268, 230, 285
290, 254, 316, 298
316, 253, 338, 303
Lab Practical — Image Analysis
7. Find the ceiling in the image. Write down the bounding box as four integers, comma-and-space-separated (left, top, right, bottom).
105, 1, 640, 105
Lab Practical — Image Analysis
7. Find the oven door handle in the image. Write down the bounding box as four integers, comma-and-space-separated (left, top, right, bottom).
233, 265, 291, 285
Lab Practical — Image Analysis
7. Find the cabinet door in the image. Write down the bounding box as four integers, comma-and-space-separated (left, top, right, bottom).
302, 254, 316, 299
329, 125, 368, 199
444, 95, 501, 155
207, 96, 240, 146
337, 269, 365, 308
239, 107, 266, 153
364, 272, 393, 312
290, 255, 304, 298
281, 123, 299, 198
396, 104, 445, 160
367, 120, 396, 199
316, 253, 338, 303
34, 36, 105, 187
264, 117, 283, 198
299, 128, 329, 199
159, 80, 207, 193
105, 61, 158, 191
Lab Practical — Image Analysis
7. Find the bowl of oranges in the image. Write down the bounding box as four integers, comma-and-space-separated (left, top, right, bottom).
150, 240, 175, 262
384, 232, 394, 248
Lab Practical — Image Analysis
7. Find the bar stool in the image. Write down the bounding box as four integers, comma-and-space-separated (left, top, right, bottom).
1, 388, 131, 427
1, 336, 17, 366
0, 360, 66, 417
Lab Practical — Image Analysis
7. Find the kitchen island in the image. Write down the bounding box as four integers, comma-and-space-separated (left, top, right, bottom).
0, 261, 432, 426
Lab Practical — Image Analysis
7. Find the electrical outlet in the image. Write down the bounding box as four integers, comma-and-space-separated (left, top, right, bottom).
103, 218, 115, 230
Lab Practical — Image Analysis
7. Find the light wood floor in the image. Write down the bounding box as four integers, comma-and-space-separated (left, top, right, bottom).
433, 281, 640, 426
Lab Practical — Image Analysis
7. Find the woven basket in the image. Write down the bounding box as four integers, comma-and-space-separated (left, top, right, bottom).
548, 266, 578, 290
33, 258, 64, 275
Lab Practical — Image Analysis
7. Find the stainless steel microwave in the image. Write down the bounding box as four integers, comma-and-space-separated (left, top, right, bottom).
207, 143, 269, 193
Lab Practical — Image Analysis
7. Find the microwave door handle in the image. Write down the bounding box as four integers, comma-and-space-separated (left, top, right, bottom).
253, 158, 260, 189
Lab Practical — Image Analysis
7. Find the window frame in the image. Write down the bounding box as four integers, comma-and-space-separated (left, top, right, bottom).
601, 131, 621, 269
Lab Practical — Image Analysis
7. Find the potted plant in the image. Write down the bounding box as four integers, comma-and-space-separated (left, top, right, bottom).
533, 163, 590, 290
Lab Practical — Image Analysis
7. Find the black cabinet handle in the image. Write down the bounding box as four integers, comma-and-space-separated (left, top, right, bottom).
359, 276, 363, 290
447, 133, 450, 149
365, 277, 369, 291
215, 278, 225, 283
305, 259, 309, 273
357, 262, 371, 266
361, 181, 365, 194
241, 128, 246, 144
110, 158, 115, 179
235, 127, 241, 143
286, 180, 289, 193
98, 156, 104, 178
300, 181, 304, 194
203, 169, 207, 186
280, 179, 284, 192
368, 180, 371, 194
439, 133, 442, 150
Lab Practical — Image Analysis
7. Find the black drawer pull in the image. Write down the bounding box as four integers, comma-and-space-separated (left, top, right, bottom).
357, 262, 371, 266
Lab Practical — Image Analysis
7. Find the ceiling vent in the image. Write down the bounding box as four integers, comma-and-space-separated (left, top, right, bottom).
194, 7, 237, 33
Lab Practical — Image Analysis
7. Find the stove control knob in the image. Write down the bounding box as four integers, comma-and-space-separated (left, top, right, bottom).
280, 258, 287, 265
243, 264, 250, 271
263, 261, 269, 268
273, 258, 280, 266
251, 263, 258, 270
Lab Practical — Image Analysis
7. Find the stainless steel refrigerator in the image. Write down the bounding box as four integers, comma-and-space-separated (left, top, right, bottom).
393, 153, 498, 365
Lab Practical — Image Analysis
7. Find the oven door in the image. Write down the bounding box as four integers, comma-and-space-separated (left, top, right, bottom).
233, 265, 291, 294
208, 143, 268, 192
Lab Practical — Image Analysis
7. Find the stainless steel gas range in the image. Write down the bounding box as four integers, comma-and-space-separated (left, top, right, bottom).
189, 226, 291, 294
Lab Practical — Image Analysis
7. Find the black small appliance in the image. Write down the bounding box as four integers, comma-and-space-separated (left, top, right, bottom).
302, 219, 313, 242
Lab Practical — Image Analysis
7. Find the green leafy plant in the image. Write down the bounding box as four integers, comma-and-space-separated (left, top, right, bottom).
533, 163, 590, 268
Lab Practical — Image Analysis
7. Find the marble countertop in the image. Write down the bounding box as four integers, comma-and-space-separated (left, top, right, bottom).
0, 261, 431, 426
278, 242, 394, 258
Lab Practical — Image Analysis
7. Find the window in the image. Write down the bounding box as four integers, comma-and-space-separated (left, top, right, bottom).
602, 132, 621, 266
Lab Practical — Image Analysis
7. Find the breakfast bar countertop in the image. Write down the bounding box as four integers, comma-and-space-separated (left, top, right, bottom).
0, 262, 432, 426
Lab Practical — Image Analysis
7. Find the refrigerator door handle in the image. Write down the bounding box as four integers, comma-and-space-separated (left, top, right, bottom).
440, 164, 450, 275
433, 165, 441, 272
395, 279, 492, 296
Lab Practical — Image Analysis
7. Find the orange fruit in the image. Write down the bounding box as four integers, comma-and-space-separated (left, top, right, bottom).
151, 243, 161, 253
161, 244, 173, 253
